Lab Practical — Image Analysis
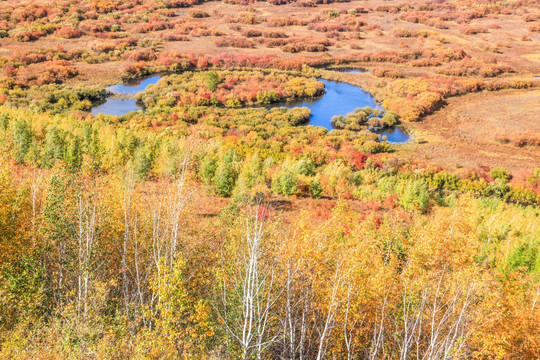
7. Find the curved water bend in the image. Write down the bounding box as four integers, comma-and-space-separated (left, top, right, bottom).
90, 75, 409, 143
277, 79, 380, 130
90, 76, 162, 116
107, 75, 163, 95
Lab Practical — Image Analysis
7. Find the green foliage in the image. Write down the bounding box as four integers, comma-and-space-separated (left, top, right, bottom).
295, 158, 316, 176
199, 153, 218, 185
212, 149, 239, 197
0, 257, 44, 331
272, 169, 297, 196
206, 71, 220, 92
233, 154, 265, 201
397, 178, 431, 212
43, 126, 65, 168
0, 113, 10, 131
10, 118, 32, 164
491, 167, 511, 182
507, 239, 540, 273
134, 142, 156, 179
310, 176, 323, 198
256, 90, 279, 104
64, 136, 82, 172
381, 111, 399, 126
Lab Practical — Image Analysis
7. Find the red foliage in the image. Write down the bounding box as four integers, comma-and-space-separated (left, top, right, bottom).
16, 60, 78, 86
307, 23, 350, 32
124, 49, 157, 61
55, 27, 83, 39
341, 191, 354, 200
383, 195, 398, 209
366, 200, 381, 212
341, 147, 368, 170
11, 28, 47, 42
162, 33, 189, 41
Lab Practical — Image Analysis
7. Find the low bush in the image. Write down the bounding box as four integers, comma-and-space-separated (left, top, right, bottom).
215, 37, 255, 48
54, 27, 83, 39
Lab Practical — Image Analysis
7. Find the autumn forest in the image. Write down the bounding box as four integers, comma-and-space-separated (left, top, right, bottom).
0, 0, 539, 359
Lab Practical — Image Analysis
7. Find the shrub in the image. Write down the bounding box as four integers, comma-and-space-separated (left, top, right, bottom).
206, 71, 220, 92
215, 37, 255, 48
190, 10, 209, 18
162, 33, 189, 41
310, 177, 323, 198
490, 168, 511, 182
281, 38, 331, 53
241, 29, 262, 38
272, 169, 297, 196
54, 27, 83, 39
397, 178, 431, 212
267, 17, 307, 27
307, 23, 349, 32
507, 240, 540, 273
371, 67, 403, 78
124, 49, 157, 62
459, 25, 488, 35
529, 23, 540, 32
11, 29, 46, 42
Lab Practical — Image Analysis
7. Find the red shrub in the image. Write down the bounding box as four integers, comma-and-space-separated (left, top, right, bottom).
124, 49, 157, 61
162, 33, 189, 41
55, 27, 83, 39
11, 29, 46, 42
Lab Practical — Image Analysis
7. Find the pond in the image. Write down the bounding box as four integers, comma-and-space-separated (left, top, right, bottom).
275, 79, 380, 129
90, 75, 409, 143
374, 126, 410, 143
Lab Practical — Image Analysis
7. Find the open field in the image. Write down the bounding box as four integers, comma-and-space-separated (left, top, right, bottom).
403, 89, 540, 171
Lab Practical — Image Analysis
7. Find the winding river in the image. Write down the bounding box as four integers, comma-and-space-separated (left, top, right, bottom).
91, 75, 409, 143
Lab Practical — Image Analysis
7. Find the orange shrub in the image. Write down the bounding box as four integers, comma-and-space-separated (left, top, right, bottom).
54, 27, 83, 39
215, 37, 255, 48
529, 23, 540, 32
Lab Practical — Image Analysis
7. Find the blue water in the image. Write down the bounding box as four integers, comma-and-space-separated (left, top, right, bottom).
91, 75, 162, 116
107, 75, 162, 95
90, 98, 141, 116
90, 75, 409, 143
375, 126, 410, 143
278, 79, 379, 129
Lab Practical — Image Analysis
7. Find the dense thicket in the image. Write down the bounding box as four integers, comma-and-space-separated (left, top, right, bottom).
0, 100, 539, 358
